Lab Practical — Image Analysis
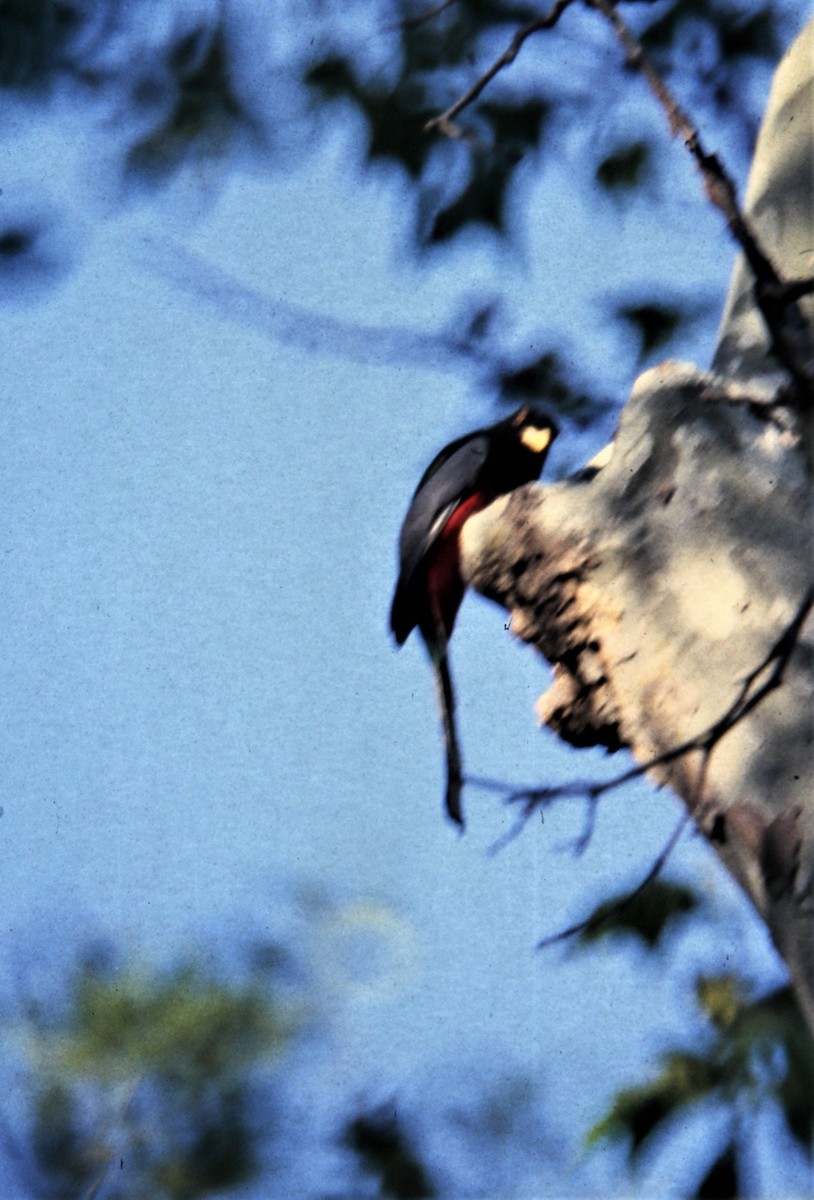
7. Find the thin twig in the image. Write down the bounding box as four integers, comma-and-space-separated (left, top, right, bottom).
536, 809, 691, 949
570, 792, 599, 856
475, 583, 814, 847
699, 583, 814, 745
388, 0, 458, 32
424, 0, 812, 387
424, 0, 576, 137
537, 733, 711, 949
587, 0, 814, 393
479, 774, 609, 857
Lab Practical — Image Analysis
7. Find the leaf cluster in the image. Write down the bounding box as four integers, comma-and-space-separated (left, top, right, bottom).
305, 30, 552, 246
642, 1, 782, 133
578, 880, 814, 1195
342, 1104, 438, 1199
42, 962, 288, 1084
0, 2, 790, 244
0, 0, 797, 420
301, 0, 793, 250
22, 958, 295, 1199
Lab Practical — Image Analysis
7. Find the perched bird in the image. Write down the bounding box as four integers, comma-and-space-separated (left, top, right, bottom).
390, 406, 559, 827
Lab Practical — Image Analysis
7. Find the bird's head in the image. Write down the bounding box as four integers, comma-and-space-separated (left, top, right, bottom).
509, 405, 559, 456
481, 405, 559, 493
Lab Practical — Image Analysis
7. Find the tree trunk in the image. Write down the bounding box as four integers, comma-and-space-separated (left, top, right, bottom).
461, 20, 814, 1033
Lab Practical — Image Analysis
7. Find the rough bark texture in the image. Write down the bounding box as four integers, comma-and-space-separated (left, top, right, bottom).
461, 20, 814, 1033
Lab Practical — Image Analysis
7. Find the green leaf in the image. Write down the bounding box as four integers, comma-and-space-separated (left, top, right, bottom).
616, 302, 685, 359
479, 98, 551, 152
576, 880, 700, 951
344, 1104, 438, 1199
596, 140, 651, 192
428, 153, 512, 242
495, 351, 604, 426
587, 1051, 718, 1161
39, 964, 291, 1085
401, 6, 479, 74
641, 1, 720, 58
0, 0, 79, 90
125, 25, 244, 185
457, 0, 541, 21
695, 974, 744, 1032
694, 1139, 739, 1200
306, 57, 435, 180
716, 7, 780, 63
152, 1086, 256, 1194
587, 1086, 674, 1156
367, 88, 437, 179
730, 987, 814, 1152
32, 1082, 96, 1192
304, 55, 359, 102
641, 3, 782, 79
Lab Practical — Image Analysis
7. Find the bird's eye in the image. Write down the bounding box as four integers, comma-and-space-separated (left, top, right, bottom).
520, 425, 552, 454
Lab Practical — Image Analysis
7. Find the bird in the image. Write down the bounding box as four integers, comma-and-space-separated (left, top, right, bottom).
390, 406, 559, 828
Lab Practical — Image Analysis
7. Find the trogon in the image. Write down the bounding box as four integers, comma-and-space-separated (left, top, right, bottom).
390, 406, 558, 827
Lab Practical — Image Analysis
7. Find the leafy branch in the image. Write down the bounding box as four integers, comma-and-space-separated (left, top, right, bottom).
536, 811, 692, 950
475, 582, 813, 828
425, 0, 814, 391
587, 0, 814, 394
470, 583, 813, 943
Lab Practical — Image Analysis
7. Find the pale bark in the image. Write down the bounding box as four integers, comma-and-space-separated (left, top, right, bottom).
461, 20, 814, 1032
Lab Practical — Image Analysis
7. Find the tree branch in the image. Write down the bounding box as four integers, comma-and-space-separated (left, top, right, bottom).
134, 236, 494, 375
386, 0, 458, 33
424, 0, 813, 389
424, 0, 576, 138
472, 583, 814, 851
535, 809, 691, 949
587, 0, 814, 394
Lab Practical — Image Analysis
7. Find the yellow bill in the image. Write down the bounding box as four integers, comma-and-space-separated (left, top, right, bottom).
520, 425, 553, 454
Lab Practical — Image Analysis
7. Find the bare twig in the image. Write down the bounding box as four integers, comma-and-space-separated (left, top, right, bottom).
477, 773, 613, 858
479, 584, 811, 952
570, 791, 599, 856
536, 721, 712, 950
698, 583, 814, 746
388, 0, 458, 31
536, 809, 691, 949
587, 0, 814, 393
424, 0, 576, 137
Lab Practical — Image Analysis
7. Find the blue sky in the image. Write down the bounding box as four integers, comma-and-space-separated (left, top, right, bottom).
0, 9, 809, 1195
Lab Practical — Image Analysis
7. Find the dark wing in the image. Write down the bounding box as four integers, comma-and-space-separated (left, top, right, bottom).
390, 432, 489, 642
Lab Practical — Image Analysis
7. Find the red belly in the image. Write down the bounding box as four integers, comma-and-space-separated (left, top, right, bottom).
425, 492, 489, 639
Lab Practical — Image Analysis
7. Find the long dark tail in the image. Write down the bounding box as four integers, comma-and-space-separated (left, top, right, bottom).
430, 641, 464, 829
